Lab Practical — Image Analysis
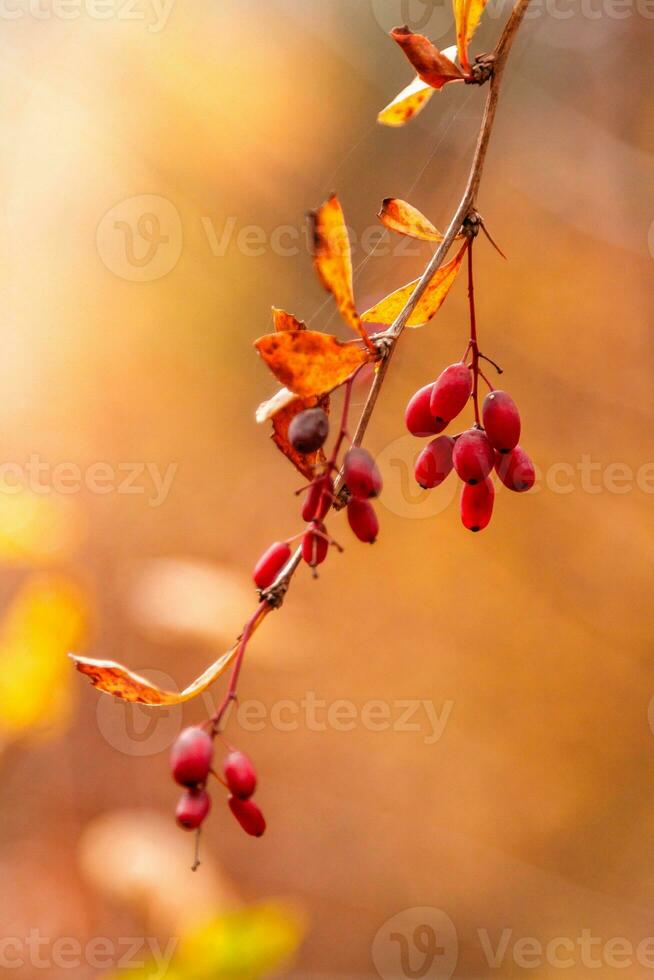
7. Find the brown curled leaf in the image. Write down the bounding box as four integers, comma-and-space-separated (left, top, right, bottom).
69, 646, 238, 705
271, 393, 330, 480
309, 195, 374, 350
361, 243, 467, 328
272, 307, 306, 332
378, 198, 444, 242
454, 0, 489, 71
255, 330, 373, 399
378, 76, 435, 127
390, 26, 464, 89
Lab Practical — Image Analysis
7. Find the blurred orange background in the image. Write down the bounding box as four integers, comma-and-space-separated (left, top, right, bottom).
0, 1, 653, 977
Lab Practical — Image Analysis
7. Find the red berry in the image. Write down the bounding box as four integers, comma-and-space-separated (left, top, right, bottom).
414, 435, 455, 489
228, 796, 266, 837
405, 384, 448, 438
495, 446, 535, 492
302, 522, 329, 568
461, 478, 495, 532
170, 726, 213, 787
288, 408, 329, 454
452, 428, 494, 485
176, 788, 211, 830
347, 498, 379, 543
224, 750, 257, 800
302, 476, 333, 522
429, 363, 472, 423
253, 541, 291, 590
343, 447, 382, 499
482, 390, 521, 453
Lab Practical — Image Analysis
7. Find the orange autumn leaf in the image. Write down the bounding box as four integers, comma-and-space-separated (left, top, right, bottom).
454, 0, 489, 71
378, 198, 444, 242
361, 244, 466, 328
272, 307, 306, 332
378, 75, 435, 127
390, 26, 464, 89
70, 646, 238, 705
309, 195, 373, 350
255, 330, 373, 399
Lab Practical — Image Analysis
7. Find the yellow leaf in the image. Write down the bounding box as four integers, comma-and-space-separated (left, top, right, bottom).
70, 646, 238, 705
378, 198, 443, 241
378, 75, 434, 127
454, 0, 489, 70
361, 244, 466, 328
254, 330, 373, 399
309, 195, 374, 350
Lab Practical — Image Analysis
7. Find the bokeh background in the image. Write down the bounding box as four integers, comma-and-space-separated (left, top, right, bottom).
1, 0, 653, 977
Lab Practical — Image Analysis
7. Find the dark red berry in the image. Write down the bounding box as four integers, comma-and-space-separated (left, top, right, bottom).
495, 446, 535, 492
347, 498, 379, 543
302, 522, 329, 568
461, 478, 495, 532
224, 750, 257, 800
414, 435, 455, 489
170, 726, 213, 787
253, 541, 291, 590
288, 408, 329, 454
176, 788, 211, 830
405, 384, 448, 438
343, 447, 382, 499
429, 363, 472, 423
452, 428, 494, 485
482, 391, 521, 453
228, 796, 266, 837
302, 476, 333, 522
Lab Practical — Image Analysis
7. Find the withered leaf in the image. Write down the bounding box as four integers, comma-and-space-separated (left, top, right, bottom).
361, 244, 466, 328
272, 307, 306, 332
378, 198, 443, 242
378, 76, 434, 127
309, 195, 374, 350
70, 646, 238, 705
390, 26, 464, 89
454, 0, 489, 70
255, 330, 373, 399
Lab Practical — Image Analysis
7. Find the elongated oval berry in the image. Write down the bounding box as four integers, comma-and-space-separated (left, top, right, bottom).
414, 435, 455, 489
347, 498, 379, 543
429, 363, 472, 423
288, 408, 329, 454
170, 726, 213, 787
302, 476, 333, 523
343, 447, 382, 499
405, 384, 448, 438
461, 478, 495, 532
452, 428, 494, 485
495, 446, 535, 492
224, 750, 257, 800
482, 391, 521, 453
253, 541, 291, 590
176, 788, 211, 830
228, 796, 266, 837
302, 522, 329, 568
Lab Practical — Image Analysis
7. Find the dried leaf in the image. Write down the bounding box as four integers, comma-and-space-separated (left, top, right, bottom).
454, 0, 489, 70
272, 307, 305, 332
378, 75, 435, 127
378, 198, 443, 241
255, 330, 372, 399
271, 393, 330, 480
70, 646, 238, 705
361, 244, 466, 328
309, 195, 373, 349
390, 26, 464, 88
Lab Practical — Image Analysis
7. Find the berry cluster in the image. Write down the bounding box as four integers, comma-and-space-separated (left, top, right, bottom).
253, 386, 384, 588
171, 726, 265, 838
